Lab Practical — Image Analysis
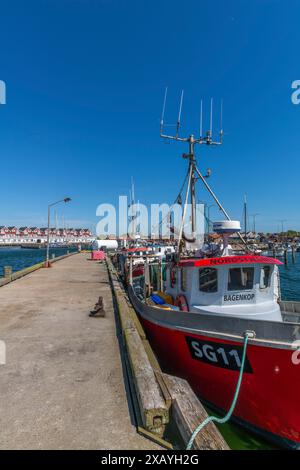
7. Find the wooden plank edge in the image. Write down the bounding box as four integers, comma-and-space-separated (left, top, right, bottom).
137, 426, 174, 450
162, 373, 230, 450
106, 259, 169, 436
124, 328, 169, 434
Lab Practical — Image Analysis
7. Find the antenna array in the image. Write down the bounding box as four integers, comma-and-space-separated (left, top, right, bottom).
159, 88, 248, 250
160, 87, 223, 146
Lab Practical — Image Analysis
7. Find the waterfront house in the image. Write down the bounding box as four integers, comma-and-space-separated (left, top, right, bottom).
0, 226, 93, 245
19, 227, 30, 236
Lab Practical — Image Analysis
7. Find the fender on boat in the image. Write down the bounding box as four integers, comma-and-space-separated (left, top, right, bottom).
175, 294, 189, 312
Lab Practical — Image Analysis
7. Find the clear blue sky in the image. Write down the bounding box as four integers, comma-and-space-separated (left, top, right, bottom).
0, 0, 299, 233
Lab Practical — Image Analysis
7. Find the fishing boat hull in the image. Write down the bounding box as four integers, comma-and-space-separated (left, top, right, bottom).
129, 288, 300, 449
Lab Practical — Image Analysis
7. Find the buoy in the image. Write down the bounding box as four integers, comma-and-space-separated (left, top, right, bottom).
175, 294, 189, 312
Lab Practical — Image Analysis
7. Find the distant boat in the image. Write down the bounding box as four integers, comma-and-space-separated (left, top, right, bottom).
263, 250, 284, 257
20, 244, 42, 249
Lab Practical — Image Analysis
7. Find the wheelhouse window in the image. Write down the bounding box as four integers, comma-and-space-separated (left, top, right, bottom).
181, 268, 187, 292
199, 268, 218, 293
260, 266, 271, 290
228, 267, 254, 291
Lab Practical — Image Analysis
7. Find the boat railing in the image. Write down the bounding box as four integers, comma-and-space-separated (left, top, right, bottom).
280, 300, 300, 324
279, 300, 300, 314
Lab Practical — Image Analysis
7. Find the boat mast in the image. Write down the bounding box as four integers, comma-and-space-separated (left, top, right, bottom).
129, 176, 137, 242
244, 194, 247, 243
160, 90, 223, 250
160, 89, 249, 251
189, 136, 197, 241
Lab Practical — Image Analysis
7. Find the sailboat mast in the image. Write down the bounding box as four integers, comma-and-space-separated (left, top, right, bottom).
244, 194, 247, 242
131, 177, 135, 239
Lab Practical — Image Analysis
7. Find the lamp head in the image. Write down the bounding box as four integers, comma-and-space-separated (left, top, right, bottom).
204, 168, 212, 178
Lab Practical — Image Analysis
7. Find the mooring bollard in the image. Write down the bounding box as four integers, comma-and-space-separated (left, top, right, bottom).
52, 253, 55, 259
89, 296, 106, 317
4, 266, 12, 278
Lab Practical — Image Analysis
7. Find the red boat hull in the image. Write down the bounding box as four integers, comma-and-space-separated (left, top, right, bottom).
140, 316, 300, 449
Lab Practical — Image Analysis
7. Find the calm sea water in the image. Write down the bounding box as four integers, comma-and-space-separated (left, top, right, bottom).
278, 251, 300, 301
0, 246, 78, 276
0, 248, 299, 449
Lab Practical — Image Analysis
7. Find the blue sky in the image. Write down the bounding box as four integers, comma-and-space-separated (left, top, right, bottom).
0, 0, 299, 233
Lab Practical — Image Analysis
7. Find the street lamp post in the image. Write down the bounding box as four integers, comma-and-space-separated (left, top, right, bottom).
45, 197, 71, 267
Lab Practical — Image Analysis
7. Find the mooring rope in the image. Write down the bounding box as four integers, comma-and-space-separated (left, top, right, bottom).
186, 332, 251, 450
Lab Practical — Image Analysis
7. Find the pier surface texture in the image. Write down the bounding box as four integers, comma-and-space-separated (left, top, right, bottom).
0, 253, 160, 450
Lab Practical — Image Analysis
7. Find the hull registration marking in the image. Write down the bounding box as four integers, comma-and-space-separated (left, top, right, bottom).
185, 336, 253, 373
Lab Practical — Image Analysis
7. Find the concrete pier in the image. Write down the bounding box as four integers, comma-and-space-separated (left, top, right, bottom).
0, 253, 160, 450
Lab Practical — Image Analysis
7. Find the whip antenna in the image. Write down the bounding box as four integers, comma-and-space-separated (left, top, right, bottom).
199, 99, 203, 138
160, 87, 168, 134
220, 99, 224, 141
176, 90, 184, 137
209, 98, 213, 138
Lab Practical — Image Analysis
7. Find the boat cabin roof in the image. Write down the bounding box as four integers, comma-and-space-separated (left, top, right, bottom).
124, 247, 150, 253
178, 255, 283, 268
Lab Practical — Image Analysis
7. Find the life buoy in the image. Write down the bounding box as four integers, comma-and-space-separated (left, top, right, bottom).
175, 294, 189, 312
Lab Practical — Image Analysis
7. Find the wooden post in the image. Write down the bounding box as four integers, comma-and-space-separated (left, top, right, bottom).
4, 266, 12, 278
292, 246, 296, 264
284, 249, 288, 265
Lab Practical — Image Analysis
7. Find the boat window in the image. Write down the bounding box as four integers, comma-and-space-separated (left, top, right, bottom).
181, 268, 187, 292
228, 268, 254, 291
199, 268, 218, 293
260, 266, 271, 289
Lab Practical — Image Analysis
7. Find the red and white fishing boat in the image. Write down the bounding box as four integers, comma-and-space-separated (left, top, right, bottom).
125, 104, 300, 449
129, 250, 300, 449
